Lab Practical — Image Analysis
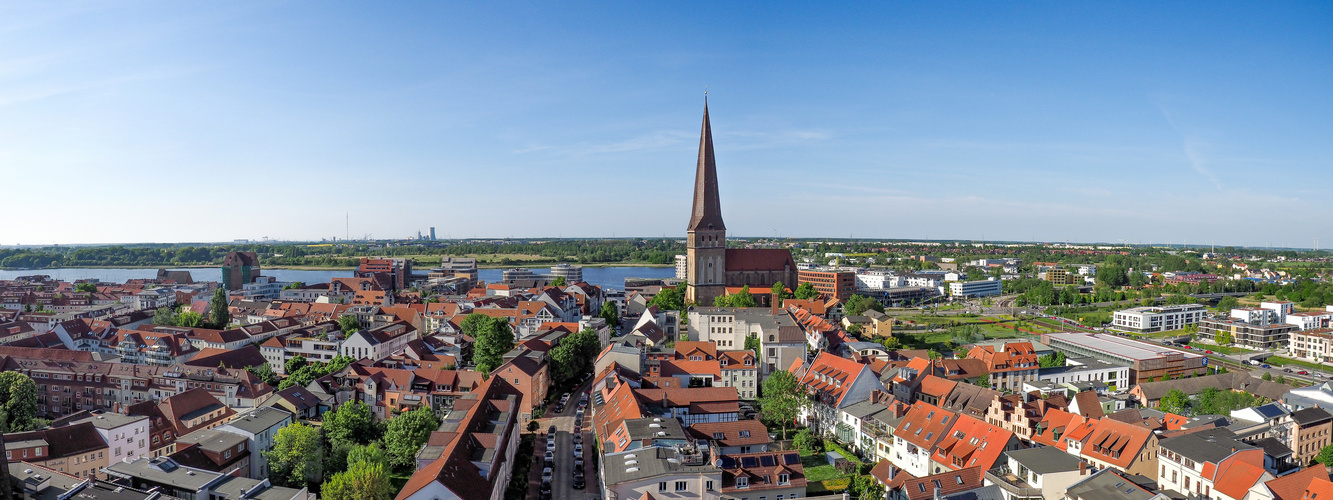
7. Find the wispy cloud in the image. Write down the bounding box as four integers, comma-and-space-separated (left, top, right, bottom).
1157, 103, 1223, 191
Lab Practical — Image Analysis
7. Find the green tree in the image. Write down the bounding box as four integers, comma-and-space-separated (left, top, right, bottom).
283, 282, 305, 290
757, 371, 806, 440
646, 286, 685, 311
549, 328, 601, 388
176, 311, 204, 328
598, 302, 619, 330
792, 428, 822, 454
286, 356, 309, 376
385, 406, 442, 471
793, 282, 820, 300
467, 315, 515, 371
744, 335, 761, 357
1159, 389, 1191, 416
247, 363, 279, 387
1262, 372, 1273, 381
324, 400, 380, 446
550, 276, 567, 287
976, 373, 990, 388
715, 286, 756, 308
1038, 352, 1067, 368
844, 294, 883, 316
1317, 443, 1333, 465
74, 283, 98, 293
1216, 296, 1240, 312
1215, 329, 1233, 346
208, 288, 231, 329
1276, 375, 1287, 384
321, 460, 393, 500
771, 281, 789, 301
1095, 266, 1129, 288
850, 474, 885, 500
152, 307, 178, 326
339, 315, 360, 334
0, 372, 38, 432
346, 442, 391, 469
267, 423, 325, 488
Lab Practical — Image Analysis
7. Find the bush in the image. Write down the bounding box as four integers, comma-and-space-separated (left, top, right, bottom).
794, 429, 823, 454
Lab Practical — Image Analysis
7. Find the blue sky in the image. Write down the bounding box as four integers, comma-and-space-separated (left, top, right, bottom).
1, 2, 1330, 247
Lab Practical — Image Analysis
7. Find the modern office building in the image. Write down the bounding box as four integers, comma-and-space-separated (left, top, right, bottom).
797, 269, 856, 300
1041, 332, 1207, 384
948, 279, 1002, 298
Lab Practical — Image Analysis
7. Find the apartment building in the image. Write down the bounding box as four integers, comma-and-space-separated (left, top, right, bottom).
396, 377, 523, 500
968, 342, 1040, 392
1290, 407, 1333, 464
1157, 428, 1270, 500
1290, 329, 1333, 364
1111, 304, 1207, 334
4, 422, 110, 480
1198, 317, 1296, 350
51, 410, 150, 465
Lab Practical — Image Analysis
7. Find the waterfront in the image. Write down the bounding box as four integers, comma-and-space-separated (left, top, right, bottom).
0, 266, 676, 291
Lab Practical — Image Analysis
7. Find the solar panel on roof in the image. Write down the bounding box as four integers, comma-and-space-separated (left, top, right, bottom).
784, 453, 800, 465
742, 457, 759, 468
760, 455, 775, 467
720, 457, 736, 468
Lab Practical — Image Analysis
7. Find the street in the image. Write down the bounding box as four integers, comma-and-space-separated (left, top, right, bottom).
527, 378, 601, 500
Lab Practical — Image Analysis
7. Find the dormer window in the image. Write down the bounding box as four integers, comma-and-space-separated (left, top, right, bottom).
736, 477, 748, 488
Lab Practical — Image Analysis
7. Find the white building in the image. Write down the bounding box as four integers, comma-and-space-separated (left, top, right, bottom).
1037, 357, 1131, 389
1111, 304, 1207, 333
341, 322, 417, 361
856, 270, 903, 290
217, 406, 295, 479
675, 254, 688, 280
984, 446, 1085, 500
60, 412, 150, 464
1287, 311, 1333, 331
949, 279, 1002, 298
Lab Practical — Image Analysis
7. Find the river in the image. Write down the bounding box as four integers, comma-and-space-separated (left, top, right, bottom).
0, 266, 676, 291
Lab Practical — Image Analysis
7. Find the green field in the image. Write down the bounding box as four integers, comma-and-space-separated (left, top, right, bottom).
1186, 342, 1255, 355
1265, 356, 1333, 373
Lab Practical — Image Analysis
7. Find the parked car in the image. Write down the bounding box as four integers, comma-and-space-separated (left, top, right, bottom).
548, 425, 557, 435
572, 475, 586, 490
1299, 370, 1311, 375
1263, 364, 1272, 369
544, 451, 554, 464
1285, 368, 1293, 373
546, 440, 556, 452
1249, 360, 1261, 366
541, 467, 553, 484
1205, 350, 1213, 354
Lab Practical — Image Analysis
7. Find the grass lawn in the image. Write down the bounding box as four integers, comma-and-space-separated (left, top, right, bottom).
1187, 342, 1255, 355
801, 454, 847, 483
1266, 356, 1333, 372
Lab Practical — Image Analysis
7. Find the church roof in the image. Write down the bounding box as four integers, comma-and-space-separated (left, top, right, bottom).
725, 249, 795, 272
688, 101, 726, 232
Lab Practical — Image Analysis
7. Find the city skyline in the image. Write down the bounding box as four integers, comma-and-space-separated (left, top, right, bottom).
2, 3, 1330, 247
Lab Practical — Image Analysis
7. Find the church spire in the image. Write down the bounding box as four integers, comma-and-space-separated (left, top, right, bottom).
688, 100, 726, 231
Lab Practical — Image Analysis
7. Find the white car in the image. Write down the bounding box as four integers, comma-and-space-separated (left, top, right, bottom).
546, 440, 556, 452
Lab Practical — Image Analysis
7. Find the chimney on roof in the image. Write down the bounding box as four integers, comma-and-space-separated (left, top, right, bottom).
1079, 461, 1087, 475
771, 292, 779, 315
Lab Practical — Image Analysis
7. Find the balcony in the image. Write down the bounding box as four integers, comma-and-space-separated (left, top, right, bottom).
985, 469, 1043, 500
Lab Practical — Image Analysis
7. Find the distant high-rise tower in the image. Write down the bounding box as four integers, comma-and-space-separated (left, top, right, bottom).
686, 101, 727, 306
430, 227, 436, 240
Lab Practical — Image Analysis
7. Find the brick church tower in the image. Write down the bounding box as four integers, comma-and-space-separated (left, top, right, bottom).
686, 101, 727, 306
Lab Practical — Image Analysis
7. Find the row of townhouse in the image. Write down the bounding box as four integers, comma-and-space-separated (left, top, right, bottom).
0, 346, 273, 418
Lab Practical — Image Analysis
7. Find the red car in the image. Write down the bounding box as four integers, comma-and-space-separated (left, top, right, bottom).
1299, 371, 1311, 375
